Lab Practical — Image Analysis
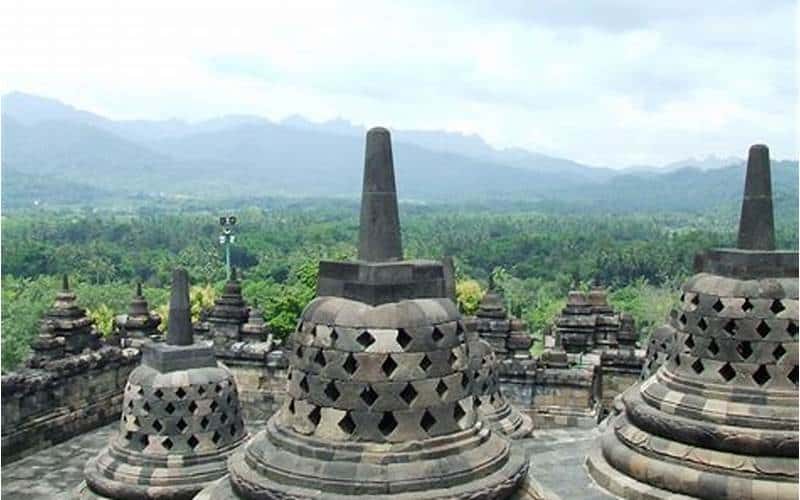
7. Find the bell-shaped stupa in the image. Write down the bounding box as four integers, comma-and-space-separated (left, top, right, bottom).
79, 269, 248, 499
587, 144, 799, 499
201, 127, 528, 499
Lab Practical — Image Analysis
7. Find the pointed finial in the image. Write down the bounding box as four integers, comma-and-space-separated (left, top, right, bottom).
136, 281, 143, 297
166, 268, 193, 346
62, 274, 70, 291
737, 144, 775, 251
358, 127, 403, 262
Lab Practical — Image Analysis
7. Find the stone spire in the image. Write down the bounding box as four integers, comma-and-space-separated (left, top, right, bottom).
737, 144, 775, 250
357, 127, 403, 262
114, 282, 161, 347
166, 268, 193, 346
587, 144, 799, 499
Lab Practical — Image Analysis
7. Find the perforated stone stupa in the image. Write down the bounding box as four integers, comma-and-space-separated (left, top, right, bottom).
200, 127, 528, 499
79, 268, 248, 499
587, 144, 799, 499
467, 330, 533, 439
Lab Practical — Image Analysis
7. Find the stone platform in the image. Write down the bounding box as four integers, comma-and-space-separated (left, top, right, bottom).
1, 422, 618, 499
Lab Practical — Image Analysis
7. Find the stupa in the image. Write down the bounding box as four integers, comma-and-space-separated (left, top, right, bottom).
467, 331, 534, 439
474, 278, 533, 359
201, 127, 528, 499
587, 144, 799, 499
79, 268, 248, 499
640, 310, 678, 380
206, 268, 249, 346
29, 275, 100, 366
114, 282, 162, 348
555, 291, 596, 353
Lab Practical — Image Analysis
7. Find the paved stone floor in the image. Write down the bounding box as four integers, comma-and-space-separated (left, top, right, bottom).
1, 423, 616, 499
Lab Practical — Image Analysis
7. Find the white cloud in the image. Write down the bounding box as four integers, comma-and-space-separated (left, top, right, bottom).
0, 0, 795, 167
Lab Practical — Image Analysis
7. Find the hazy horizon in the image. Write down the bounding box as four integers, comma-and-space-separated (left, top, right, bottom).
1, 1, 796, 168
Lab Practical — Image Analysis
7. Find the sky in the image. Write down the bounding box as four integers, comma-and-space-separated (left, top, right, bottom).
0, 0, 796, 167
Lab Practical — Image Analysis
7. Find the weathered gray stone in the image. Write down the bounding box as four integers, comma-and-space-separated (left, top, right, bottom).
587, 144, 799, 500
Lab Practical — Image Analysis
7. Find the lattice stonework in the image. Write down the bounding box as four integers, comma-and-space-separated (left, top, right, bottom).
281, 315, 477, 442
669, 290, 798, 390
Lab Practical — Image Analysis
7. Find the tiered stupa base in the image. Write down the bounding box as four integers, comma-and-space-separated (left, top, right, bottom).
478, 395, 534, 440
200, 418, 528, 499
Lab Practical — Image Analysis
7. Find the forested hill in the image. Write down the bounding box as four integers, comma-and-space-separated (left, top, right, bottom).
2, 92, 797, 215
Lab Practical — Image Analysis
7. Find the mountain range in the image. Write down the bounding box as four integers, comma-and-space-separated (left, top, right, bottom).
1, 92, 797, 215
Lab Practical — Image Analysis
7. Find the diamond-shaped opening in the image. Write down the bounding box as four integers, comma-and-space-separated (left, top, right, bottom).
742, 298, 754, 312
756, 320, 771, 338
330, 328, 339, 343
679, 314, 687, 325
139, 434, 149, 447
212, 431, 221, 444
397, 328, 412, 349
697, 318, 708, 331
382, 355, 398, 377
356, 331, 375, 349
210, 400, 219, 412
176, 387, 186, 399
230, 424, 237, 436
691, 359, 704, 374
215, 383, 223, 394
420, 410, 436, 433
162, 437, 173, 450
314, 350, 327, 367
680, 293, 685, 302
691, 294, 700, 305
296, 345, 304, 359
432, 326, 445, 343
723, 319, 738, 337
127, 399, 134, 410
719, 362, 736, 382
675, 354, 681, 366
788, 366, 798, 385
788, 322, 798, 338
770, 300, 785, 315
177, 418, 188, 432
360, 385, 379, 407
436, 380, 448, 398
164, 402, 175, 414
419, 355, 432, 372
707, 338, 720, 356
773, 344, 786, 361
399, 383, 418, 405
227, 394, 232, 405
299, 375, 310, 393
752, 365, 771, 386
220, 412, 228, 424
736, 341, 753, 359
338, 412, 356, 435
712, 299, 725, 313
153, 419, 163, 432
308, 406, 321, 426
188, 401, 198, 413
288, 399, 295, 414
454, 401, 466, 422
449, 351, 458, 368
343, 353, 358, 375
684, 335, 695, 349
324, 381, 341, 402
474, 395, 483, 408
201, 416, 210, 429
154, 388, 164, 399
188, 435, 199, 449
198, 386, 205, 396
124, 431, 133, 441
310, 325, 318, 338
461, 373, 469, 389
378, 412, 397, 436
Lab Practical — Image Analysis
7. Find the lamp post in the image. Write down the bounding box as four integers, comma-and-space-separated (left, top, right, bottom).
219, 215, 237, 280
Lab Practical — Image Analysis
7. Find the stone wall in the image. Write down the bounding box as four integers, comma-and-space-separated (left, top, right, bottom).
1, 347, 140, 463
217, 348, 289, 421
